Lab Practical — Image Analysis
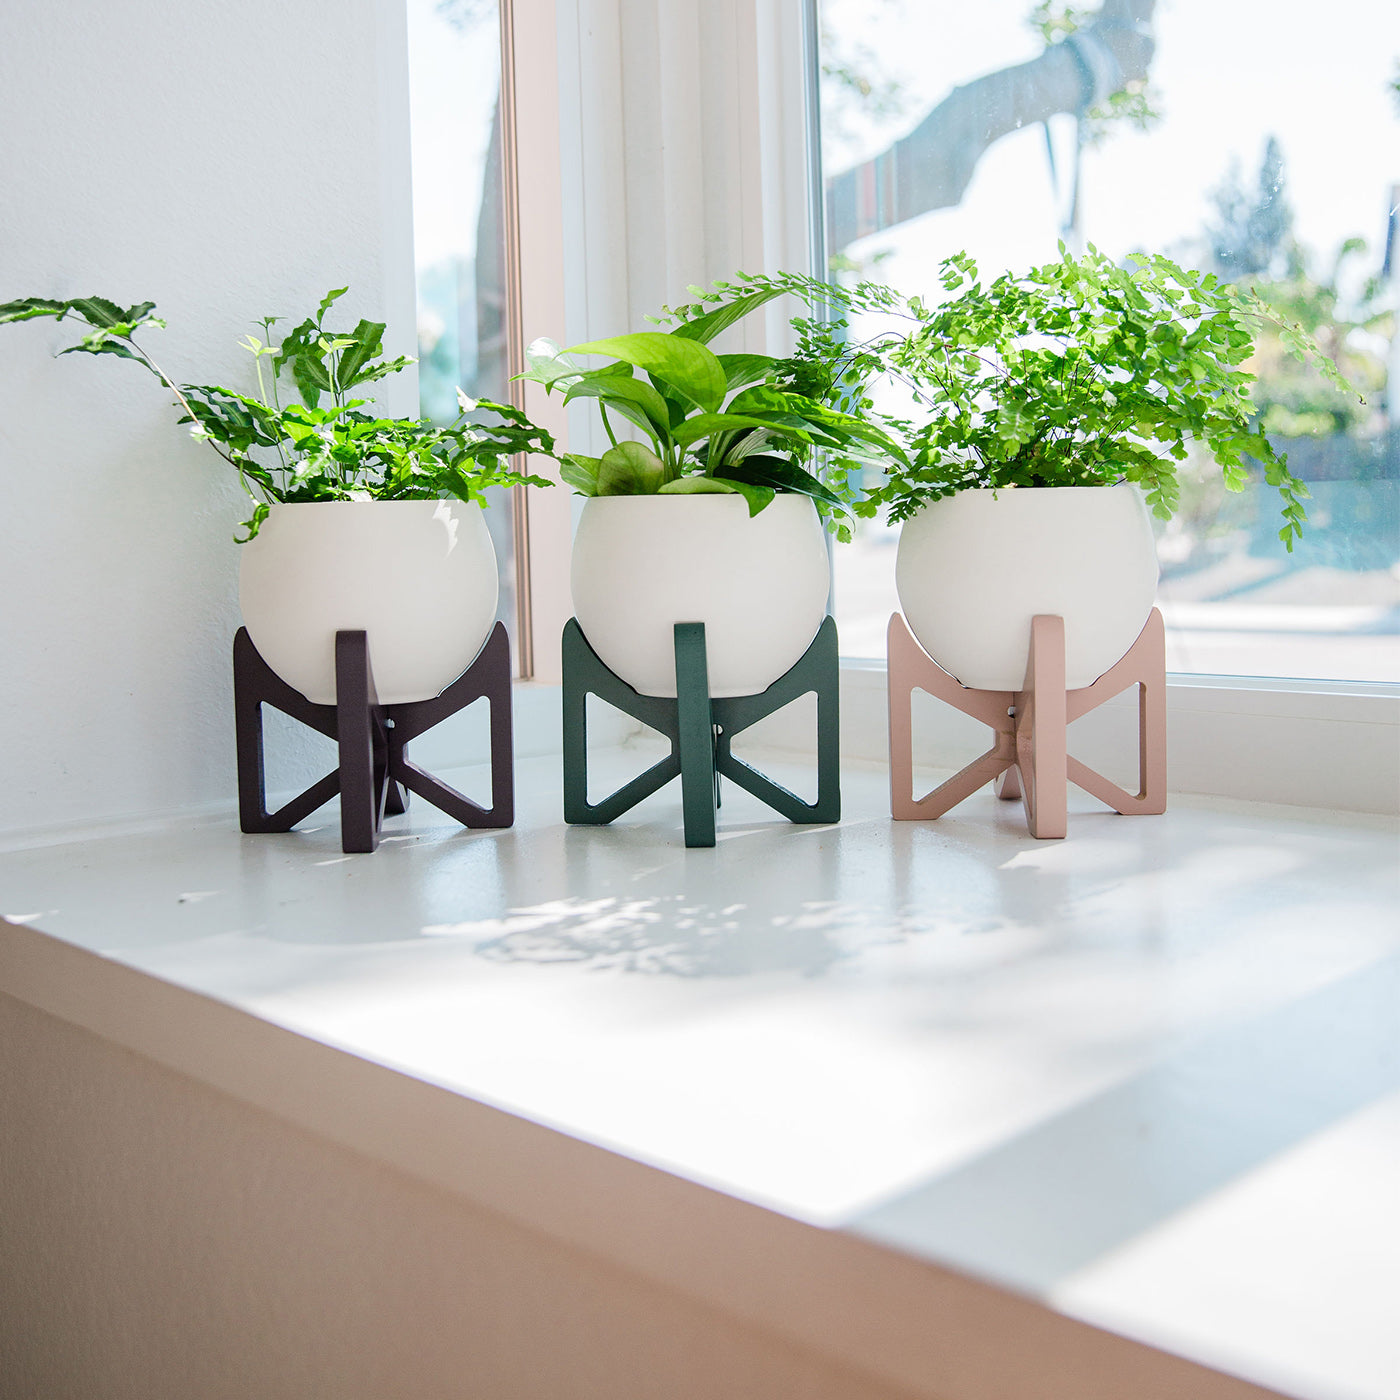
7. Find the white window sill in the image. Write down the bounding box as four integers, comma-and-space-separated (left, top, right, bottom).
2, 751, 1397, 1400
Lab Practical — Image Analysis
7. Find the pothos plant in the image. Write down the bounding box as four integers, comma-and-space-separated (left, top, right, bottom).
520, 278, 909, 541
670, 251, 1357, 551
0, 288, 554, 540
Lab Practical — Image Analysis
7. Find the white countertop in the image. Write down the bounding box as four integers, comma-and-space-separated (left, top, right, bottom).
3, 749, 1398, 1400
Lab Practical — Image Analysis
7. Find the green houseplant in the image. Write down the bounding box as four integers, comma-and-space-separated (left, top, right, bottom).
528, 282, 906, 698
0, 289, 552, 541
522, 281, 907, 537
857, 245, 1353, 549
664, 251, 1354, 547
1, 289, 555, 704
733, 250, 1353, 691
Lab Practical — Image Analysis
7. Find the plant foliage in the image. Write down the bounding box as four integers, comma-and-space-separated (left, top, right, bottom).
520, 277, 910, 540
674, 250, 1355, 552
0, 289, 554, 540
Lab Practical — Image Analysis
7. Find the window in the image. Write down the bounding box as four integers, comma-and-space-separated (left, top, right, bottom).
407, 0, 523, 664
817, 0, 1399, 683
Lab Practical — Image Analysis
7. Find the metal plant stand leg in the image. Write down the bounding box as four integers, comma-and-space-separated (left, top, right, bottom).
386, 621, 515, 831
233, 620, 515, 854
561, 615, 841, 847
887, 608, 1166, 838
233, 628, 342, 835
561, 619, 683, 828
673, 623, 717, 848
887, 613, 1015, 823
335, 630, 391, 853
1064, 607, 1167, 818
712, 615, 841, 826
1016, 615, 1068, 839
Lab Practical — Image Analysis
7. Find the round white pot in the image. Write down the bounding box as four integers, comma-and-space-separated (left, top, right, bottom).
571, 494, 831, 698
895, 484, 1159, 691
239, 499, 499, 705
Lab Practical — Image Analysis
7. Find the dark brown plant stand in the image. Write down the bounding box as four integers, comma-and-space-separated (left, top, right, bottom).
562, 615, 840, 849
234, 621, 514, 854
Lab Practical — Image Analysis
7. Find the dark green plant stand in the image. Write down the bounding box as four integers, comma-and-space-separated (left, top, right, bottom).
562, 616, 840, 848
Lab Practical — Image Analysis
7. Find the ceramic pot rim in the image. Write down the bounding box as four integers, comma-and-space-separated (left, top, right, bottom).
257, 497, 475, 512
907, 483, 1141, 502
579, 492, 816, 507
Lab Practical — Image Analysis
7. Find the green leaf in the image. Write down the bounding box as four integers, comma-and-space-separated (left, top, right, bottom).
292, 357, 332, 408
725, 384, 801, 416
596, 440, 666, 495
656, 476, 739, 495
585, 358, 639, 380
715, 455, 842, 507
668, 287, 786, 344
768, 394, 910, 466
60, 338, 142, 362
563, 374, 671, 440
713, 476, 776, 515
716, 353, 777, 392
671, 410, 810, 450
316, 287, 349, 323
344, 353, 415, 390
516, 338, 587, 392
333, 319, 387, 391
0, 297, 70, 323
560, 452, 601, 495
272, 298, 365, 409
565, 332, 726, 412
68, 296, 131, 328
234, 501, 271, 543
1, 295, 162, 341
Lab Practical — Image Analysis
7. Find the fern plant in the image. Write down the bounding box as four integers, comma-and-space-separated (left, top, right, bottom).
662, 250, 1358, 551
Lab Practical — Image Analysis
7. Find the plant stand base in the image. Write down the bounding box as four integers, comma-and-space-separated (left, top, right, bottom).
234, 621, 514, 854
562, 616, 841, 848
887, 609, 1166, 839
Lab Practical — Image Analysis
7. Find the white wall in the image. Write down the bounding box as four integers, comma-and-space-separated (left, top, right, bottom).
0, 0, 418, 834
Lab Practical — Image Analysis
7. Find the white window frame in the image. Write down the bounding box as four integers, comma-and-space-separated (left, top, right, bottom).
502, 0, 1399, 812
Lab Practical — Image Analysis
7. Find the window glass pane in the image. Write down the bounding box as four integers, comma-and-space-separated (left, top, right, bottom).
407, 0, 518, 653
818, 0, 1400, 682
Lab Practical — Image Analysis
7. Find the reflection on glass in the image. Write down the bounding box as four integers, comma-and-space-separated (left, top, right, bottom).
407, 0, 517, 653
819, 0, 1399, 681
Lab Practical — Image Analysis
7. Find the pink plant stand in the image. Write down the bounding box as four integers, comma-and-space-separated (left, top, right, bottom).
887, 609, 1167, 839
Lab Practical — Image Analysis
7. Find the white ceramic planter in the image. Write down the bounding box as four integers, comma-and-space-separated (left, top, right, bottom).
895, 484, 1159, 691
239, 499, 499, 705
571, 494, 831, 698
